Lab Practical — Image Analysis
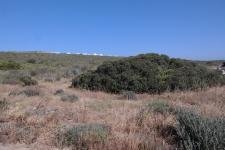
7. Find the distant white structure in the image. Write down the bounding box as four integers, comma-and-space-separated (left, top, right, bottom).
47, 51, 104, 56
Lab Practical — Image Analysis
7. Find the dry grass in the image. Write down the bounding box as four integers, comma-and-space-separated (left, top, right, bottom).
0, 79, 225, 149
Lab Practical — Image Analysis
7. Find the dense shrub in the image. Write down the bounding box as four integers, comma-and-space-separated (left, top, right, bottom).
19, 76, 38, 86
175, 109, 225, 150
72, 53, 225, 94
0, 61, 21, 70
58, 124, 110, 149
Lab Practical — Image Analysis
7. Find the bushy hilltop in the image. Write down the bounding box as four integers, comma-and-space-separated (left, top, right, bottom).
72, 53, 225, 94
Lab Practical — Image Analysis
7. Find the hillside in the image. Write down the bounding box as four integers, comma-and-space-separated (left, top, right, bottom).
0, 52, 120, 84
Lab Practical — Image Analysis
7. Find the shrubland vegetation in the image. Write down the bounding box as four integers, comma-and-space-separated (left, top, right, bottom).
175, 109, 225, 150
0, 52, 119, 84
0, 61, 21, 70
0, 52, 225, 150
57, 123, 110, 149
72, 53, 225, 94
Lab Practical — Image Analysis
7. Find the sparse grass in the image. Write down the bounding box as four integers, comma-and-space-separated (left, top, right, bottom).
146, 100, 173, 114
57, 124, 110, 149
120, 91, 137, 100
21, 86, 40, 97
54, 89, 64, 95
0, 52, 119, 81
60, 94, 79, 103
0, 98, 8, 112
136, 100, 173, 126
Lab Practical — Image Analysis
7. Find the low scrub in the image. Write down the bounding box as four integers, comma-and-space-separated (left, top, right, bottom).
19, 76, 38, 86
72, 53, 225, 94
27, 58, 36, 64
1, 70, 28, 85
60, 94, 79, 103
57, 124, 110, 149
21, 86, 40, 97
146, 100, 173, 114
0, 61, 21, 70
0, 98, 8, 112
54, 89, 65, 95
175, 109, 225, 150
136, 100, 173, 126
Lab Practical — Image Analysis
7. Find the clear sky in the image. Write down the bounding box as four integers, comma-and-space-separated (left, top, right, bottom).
0, 0, 225, 60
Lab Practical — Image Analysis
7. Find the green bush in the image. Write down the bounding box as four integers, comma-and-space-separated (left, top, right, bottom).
0, 61, 21, 70
58, 124, 110, 149
175, 109, 225, 150
19, 76, 38, 86
72, 53, 225, 94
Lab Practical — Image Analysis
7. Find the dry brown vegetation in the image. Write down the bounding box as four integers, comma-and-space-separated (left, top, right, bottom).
0, 78, 225, 150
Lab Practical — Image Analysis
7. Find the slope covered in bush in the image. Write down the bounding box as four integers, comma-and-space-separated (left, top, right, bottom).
72, 53, 225, 93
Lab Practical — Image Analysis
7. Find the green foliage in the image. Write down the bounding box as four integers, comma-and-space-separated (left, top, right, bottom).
19, 76, 38, 86
175, 109, 225, 150
0, 61, 21, 70
72, 53, 225, 94
58, 124, 110, 149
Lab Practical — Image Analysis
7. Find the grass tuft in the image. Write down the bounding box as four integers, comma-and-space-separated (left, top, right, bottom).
57, 124, 110, 149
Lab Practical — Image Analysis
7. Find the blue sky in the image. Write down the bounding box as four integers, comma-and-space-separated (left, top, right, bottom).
0, 0, 225, 60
